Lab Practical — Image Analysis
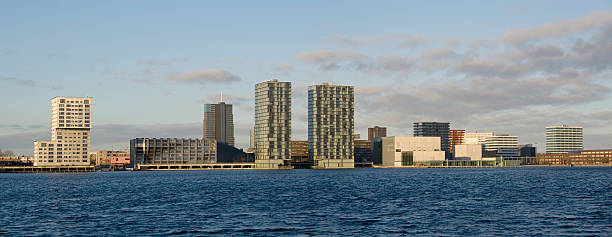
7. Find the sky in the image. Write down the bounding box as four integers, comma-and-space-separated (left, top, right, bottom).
1, 0, 612, 155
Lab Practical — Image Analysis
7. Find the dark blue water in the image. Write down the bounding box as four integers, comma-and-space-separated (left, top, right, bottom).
1, 167, 611, 236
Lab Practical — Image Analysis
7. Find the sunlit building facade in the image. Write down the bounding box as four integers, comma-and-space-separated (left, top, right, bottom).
254, 79, 292, 168
545, 125, 583, 154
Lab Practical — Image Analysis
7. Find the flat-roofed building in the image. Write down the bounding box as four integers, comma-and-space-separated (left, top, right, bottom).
464, 132, 493, 145
454, 144, 483, 161
354, 139, 372, 163
94, 150, 129, 166
290, 140, 309, 163
484, 134, 519, 158
537, 149, 611, 165
546, 125, 583, 154
254, 79, 292, 169
414, 122, 450, 157
130, 138, 217, 168
368, 126, 387, 140
308, 83, 355, 169
449, 129, 465, 154
372, 136, 445, 167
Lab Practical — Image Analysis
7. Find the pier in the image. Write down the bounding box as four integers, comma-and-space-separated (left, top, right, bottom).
0, 166, 95, 173
136, 163, 255, 170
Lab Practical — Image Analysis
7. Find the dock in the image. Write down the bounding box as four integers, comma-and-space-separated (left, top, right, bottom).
0, 166, 95, 173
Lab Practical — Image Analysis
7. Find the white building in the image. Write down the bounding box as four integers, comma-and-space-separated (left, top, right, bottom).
454, 144, 483, 160
34, 97, 92, 166
546, 125, 583, 154
464, 132, 493, 145
308, 83, 355, 169
254, 79, 292, 169
372, 136, 445, 167
484, 134, 518, 158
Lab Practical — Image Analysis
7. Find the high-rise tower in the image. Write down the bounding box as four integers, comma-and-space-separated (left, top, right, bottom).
254, 79, 292, 169
546, 125, 583, 154
203, 94, 235, 146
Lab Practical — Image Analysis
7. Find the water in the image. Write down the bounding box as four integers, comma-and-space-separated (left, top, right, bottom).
0, 167, 611, 236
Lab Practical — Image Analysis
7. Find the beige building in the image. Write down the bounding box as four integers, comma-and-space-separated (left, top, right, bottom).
34, 97, 92, 166
546, 125, 583, 154
372, 136, 445, 167
454, 144, 483, 161
254, 79, 292, 169
464, 132, 493, 145
93, 150, 129, 166
308, 83, 355, 169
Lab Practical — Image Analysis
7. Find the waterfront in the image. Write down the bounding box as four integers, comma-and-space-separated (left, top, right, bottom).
0, 167, 611, 235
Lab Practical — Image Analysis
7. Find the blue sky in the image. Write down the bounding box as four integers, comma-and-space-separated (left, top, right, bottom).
2, 1, 612, 155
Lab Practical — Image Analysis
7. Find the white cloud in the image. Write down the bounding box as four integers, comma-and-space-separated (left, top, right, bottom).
166, 69, 241, 84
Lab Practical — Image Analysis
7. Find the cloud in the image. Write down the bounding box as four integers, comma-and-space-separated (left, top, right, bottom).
296, 50, 414, 73
137, 57, 188, 66
269, 64, 294, 74
500, 9, 612, 44
328, 34, 426, 48
0, 76, 36, 87
166, 69, 241, 84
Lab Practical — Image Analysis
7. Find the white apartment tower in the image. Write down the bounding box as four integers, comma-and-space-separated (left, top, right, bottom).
254, 79, 292, 169
546, 125, 583, 154
308, 83, 355, 169
34, 97, 92, 166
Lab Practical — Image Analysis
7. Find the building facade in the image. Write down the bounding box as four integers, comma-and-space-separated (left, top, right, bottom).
464, 132, 493, 145
537, 150, 611, 165
413, 122, 450, 157
129, 138, 217, 168
372, 136, 445, 167
354, 139, 372, 163
308, 83, 355, 169
94, 150, 129, 166
484, 134, 519, 158
518, 144, 536, 157
449, 129, 465, 154
290, 140, 309, 163
545, 125, 583, 154
254, 79, 292, 168
34, 97, 92, 166
454, 144, 483, 161
203, 101, 235, 146
368, 126, 387, 140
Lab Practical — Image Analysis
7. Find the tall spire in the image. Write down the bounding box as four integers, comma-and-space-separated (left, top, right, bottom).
220, 90, 223, 103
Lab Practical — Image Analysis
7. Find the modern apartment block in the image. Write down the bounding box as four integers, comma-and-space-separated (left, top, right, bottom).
372, 136, 445, 166
449, 129, 465, 154
308, 83, 355, 169
546, 125, 583, 154
484, 134, 519, 158
33, 97, 92, 166
518, 144, 537, 157
464, 132, 493, 145
129, 138, 217, 168
413, 122, 450, 157
254, 79, 292, 169
368, 126, 387, 140
290, 140, 309, 163
203, 100, 234, 146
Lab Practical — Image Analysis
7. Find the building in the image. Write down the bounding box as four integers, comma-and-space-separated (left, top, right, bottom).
33, 97, 92, 166
94, 150, 129, 166
449, 129, 465, 154
110, 156, 130, 168
290, 140, 309, 163
372, 136, 445, 167
484, 134, 518, 158
413, 122, 450, 157
453, 144, 483, 161
518, 144, 536, 157
546, 125, 583, 154
217, 142, 252, 163
308, 83, 355, 169
254, 79, 292, 169
464, 132, 493, 145
354, 139, 372, 163
129, 138, 217, 168
537, 149, 611, 165
203, 99, 235, 146
368, 126, 387, 140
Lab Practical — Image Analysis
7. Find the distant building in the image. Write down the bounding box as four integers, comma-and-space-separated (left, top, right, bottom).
34, 97, 92, 166
518, 144, 536, 157
308, 83, 355, 169
254, 79, 292, 169
484, 134, 518, 158
290, 140, 309, 163
464, 132, 493, 145
94, 150, 129, 166
449, 129, 465, 154
130, 138, 217, 168
368, 126, 387, 140
414, 122, 450, 157
454, 144, 483, 161
546, 125, 583, 154
354, 139, 372, 163
217, 142, 252, 163
203, 99, 234, 146
353, 134, 361, 140
110, 156, 130, 168
537, 150, 611, 165
372, 136, 445, 167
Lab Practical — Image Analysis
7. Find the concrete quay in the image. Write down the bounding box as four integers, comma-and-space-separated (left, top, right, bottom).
0, 166, 95, 173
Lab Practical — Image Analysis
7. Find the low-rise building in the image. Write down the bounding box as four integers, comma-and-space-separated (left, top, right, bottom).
94, 150, 129, 166
518, 144, 536, 157
354, 139, 372, 163
453, 144, 483, 161
484, 134, 519, 158
372, 136, 445, 167
130, 138, 217, 168
537, 149, 612, 165
290, 140, 309, 163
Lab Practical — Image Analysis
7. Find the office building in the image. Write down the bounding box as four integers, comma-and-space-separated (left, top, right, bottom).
453, 144, 483, 161
537, 149, 611, 165
372, 136, 445, 167
449, 129, 465, 154
464, 132, 493, 145
94, 150, 129, 166
546, 125, 583, 154
254, 79, 292, 169
414, 122, 450, 157
484, 134, 519, 158
203, 99, 234, 146
354, 139, 372, 163
308, 83, 355, 169
129, 138, 217, 168
33, 97, 92, 166
518, 144, 536, 157
290, 140, 309, 163
368, 126, 387, 140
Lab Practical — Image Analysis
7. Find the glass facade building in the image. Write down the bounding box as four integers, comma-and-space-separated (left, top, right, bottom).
254, 79, 292, 169
129, 138, 217, 168
546, 125, 583, 154
203, 102, 234, 146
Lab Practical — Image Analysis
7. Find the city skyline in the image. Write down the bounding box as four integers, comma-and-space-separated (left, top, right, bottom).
2, 1, 612, 155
